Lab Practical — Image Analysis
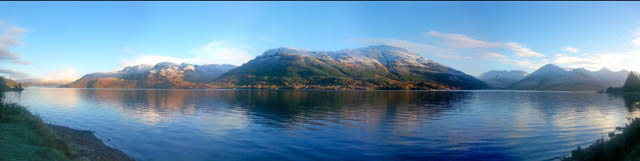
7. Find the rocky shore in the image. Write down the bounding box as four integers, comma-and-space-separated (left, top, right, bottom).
48, 124, 134, 161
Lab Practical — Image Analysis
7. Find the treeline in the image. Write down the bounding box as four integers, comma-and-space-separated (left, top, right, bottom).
607, 72, 640, 93
562, 118, 640, 161
0, 76, 25, 91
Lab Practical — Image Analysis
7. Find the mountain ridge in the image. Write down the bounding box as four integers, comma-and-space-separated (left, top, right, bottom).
0, 76, 25, 91
66, 45, 489, 90
215, 45, 489, 90
506, 64, 629, 91
64, 63, 236, 88
478, 70, 528, 89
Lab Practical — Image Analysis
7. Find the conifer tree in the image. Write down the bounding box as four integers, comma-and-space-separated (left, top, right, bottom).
623, 71, 640, 92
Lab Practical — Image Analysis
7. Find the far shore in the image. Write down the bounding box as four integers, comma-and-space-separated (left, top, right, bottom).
22, 86, 609, 93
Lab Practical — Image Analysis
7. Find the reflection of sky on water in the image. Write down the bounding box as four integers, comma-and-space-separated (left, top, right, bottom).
3, 89, 640, 161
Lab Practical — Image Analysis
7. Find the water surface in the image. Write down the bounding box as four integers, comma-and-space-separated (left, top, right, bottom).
4, 88, 640, 161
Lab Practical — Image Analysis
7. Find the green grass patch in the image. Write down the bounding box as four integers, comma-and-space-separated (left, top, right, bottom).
0, 101, 73, 161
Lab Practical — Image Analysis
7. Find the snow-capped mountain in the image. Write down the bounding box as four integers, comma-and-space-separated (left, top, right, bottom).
256, 45, 446, 73
507, 64, 629, 91
478, 70, 528, 89
66, 45, 491, 90
65, 62, 236, 88
218, 45, 489, 90
590, 67, 629, 88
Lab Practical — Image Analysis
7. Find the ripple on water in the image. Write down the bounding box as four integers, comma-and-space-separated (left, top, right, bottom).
2, 88, 639, 161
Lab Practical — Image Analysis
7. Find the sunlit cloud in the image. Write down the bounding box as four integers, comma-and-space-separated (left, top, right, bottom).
553, 56, 598, 67
190, 41, 254, 66
482, 52, 507, 59
38, 67, 81, 81
434, 53, 472, 60
121, 55, 185, 67
0, 69, 29, 79
426, 30, 499, 48
511, 59, 549, 70
424, 30, 545, 58
633, 27, 640, 46
504, 42, 544, 57
554, 50, 640, 72
120, 41, 253, 68
355, 30, 550, 73
353, 28, 640, 74
0, 21, 29, 65
353, 38, 440, 53
563, 46, 579, 54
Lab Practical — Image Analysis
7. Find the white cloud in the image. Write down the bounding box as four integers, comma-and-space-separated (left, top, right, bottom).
121, 55, 185, 67
482, 52, 507, 59
633, 27, 640, 46
0, 22, 28, 65
563, 46, 579, 54
434, 53, 472, 60
120, 41, 254, 68
426, 30, 497, 48
38, 68, 81, 82
358, 31, 545, 61
552, 50, 640, 72
356, 29, 640, 73
353, 38, 439, 53
356, 38, 484, 60
425, 30, 545, 58
504, 42, 544, 57
511, 59, 548, 70
190, 41, 253, 65
0, 69, 29, 79
554, 56, 597, 65
357, 30, 551, 73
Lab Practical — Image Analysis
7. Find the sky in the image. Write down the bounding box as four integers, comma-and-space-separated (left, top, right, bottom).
1, 1, 640, 81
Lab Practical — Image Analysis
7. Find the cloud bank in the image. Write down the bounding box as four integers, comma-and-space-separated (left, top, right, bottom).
358, 27, 640, 73
0, 22, 28, 65
563, 46, 579, 54
0, 69, 29, 79
357, 30, 548, 72
120, 41, 254, 68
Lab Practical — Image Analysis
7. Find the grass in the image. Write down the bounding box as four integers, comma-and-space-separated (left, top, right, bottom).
0, 101, 73, 161
562, 118, 640, 161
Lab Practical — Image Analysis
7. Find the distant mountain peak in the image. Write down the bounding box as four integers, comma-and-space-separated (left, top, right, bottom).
479, 70, 529, 89
260, 47, 312, 57
539, 64, 564, 70
508, 64, 630, 91
218, 45, 489, 90
263, 45, 414, 56
599, 67, 612, 72
366, 44, 407, 51
154, 62, 179, 68
527, 64, 567, 77
571, 68, 590, 73
66, 62, 237, 89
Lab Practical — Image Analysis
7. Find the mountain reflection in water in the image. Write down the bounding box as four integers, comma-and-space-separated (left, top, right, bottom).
3, 88, 640, 161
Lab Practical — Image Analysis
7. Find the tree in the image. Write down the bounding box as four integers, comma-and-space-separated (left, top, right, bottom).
623, 71, 640, 92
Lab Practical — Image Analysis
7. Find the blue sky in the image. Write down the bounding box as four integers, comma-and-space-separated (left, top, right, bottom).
1, 1, 640, 81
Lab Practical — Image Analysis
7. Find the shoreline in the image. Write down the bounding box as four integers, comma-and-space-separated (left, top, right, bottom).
47, 124, 134, 161
0, 97, 134, 161
46, 86, 605, 93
